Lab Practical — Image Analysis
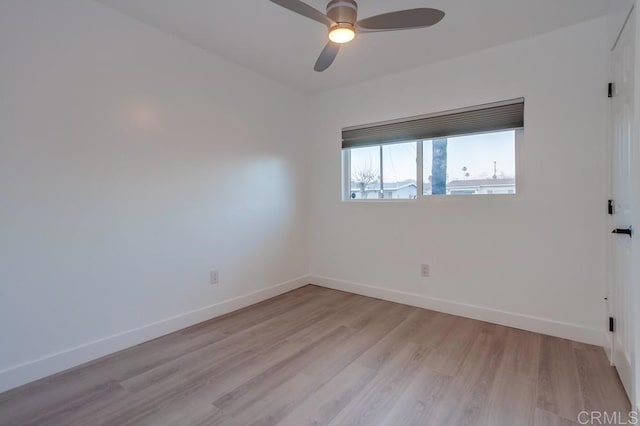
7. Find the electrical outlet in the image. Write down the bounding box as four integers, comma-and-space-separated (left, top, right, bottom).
421, 264, 430, 278
210, 270, 219, 285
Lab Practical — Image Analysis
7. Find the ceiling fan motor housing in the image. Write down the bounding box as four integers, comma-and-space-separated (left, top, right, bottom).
326, 0, 358, 25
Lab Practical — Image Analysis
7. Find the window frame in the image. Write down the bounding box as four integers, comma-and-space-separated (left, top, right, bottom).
342, 129, 523, 202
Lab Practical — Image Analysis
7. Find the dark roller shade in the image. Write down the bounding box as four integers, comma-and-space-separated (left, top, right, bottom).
342, 98, 524, 149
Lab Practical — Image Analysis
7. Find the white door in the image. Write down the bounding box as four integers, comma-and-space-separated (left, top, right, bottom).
609, 9, 636, 401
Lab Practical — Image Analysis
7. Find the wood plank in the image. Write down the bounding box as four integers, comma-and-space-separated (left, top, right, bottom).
118, 394, 238, 426
212, 326, 355, 416
534, 408, 579, 426
356, 309, 433, 371
410, 311, 457, 349
113, 326, 355, 425
98, 322, 354, 425
4, 381, 129, 426
574, 346, 631, 414
483, 369, 537, 426
120, 290, 344, 393
427, 328, 506, 426
180, 285, 327, 338
212, 303, 412, 418
135, 311, 383, 426
91, 295, 380, 424
0, 329, 227, 424
380, 367, 451, 426
338, 298, 401, 330
304, 303, 418, 378
536, 336, 584, 420
278, 364, 377, 426
230, 373, 319, 426
500, 328, 541, 380
422, 316, 482, 376
329, 342, 432, 426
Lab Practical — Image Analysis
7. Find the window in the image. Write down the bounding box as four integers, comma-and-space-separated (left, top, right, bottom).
422, 130, 516, 196
349, 145, 381, 199
348, 142, 417, 200
342, 99, 523, 201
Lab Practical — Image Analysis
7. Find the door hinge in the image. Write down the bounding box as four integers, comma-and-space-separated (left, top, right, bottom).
609, 316, 615, 333
608, 199, 614, 215
608, 82, 614, 98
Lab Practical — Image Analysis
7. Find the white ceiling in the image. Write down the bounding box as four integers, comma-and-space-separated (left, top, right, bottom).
96, 0, 611, 93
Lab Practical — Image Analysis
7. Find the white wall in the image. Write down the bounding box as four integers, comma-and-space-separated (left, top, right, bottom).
308, 17, 610, 344
0, 0, 309, 392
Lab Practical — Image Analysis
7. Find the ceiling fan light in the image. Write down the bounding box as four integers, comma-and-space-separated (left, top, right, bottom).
329, 24, 355, 44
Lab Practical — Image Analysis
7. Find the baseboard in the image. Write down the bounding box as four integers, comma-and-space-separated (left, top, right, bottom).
309, 275, 605, 347
0, 275, 310, 394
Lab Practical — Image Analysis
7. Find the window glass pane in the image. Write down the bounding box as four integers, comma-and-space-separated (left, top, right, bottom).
382, 142, 417, 199
422, 130, 516, 196
349, 145, 381, 199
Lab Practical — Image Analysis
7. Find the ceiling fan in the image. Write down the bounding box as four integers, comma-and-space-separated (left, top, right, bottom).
269, 0, 445, 72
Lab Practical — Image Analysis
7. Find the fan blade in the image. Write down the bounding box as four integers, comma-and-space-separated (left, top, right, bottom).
357, 8, 444, 32
314, 42, 340, 72
269, 0, 334, 26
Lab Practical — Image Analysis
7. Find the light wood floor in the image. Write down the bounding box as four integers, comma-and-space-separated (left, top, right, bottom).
0, 285, 630, 426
